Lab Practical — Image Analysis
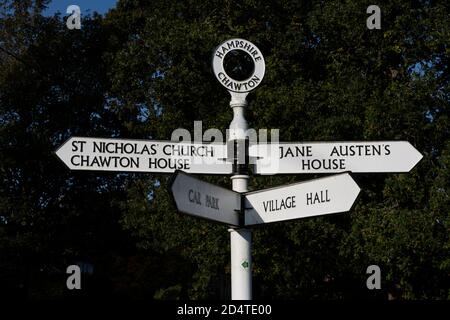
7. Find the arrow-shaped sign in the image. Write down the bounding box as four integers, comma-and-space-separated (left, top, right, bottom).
55, 137, 231, 174
250, 141, 422, 174
169, 171, 241, 226
244, 173, 360, 226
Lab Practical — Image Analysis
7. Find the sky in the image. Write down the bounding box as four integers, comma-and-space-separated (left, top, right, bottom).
44, 0, 118, 16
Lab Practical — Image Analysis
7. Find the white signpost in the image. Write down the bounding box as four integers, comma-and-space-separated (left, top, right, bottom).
244, 173, 360, 226
212, 38, 265, 93
54, 38, 424, 301
170, 171, 241, 227
55, 136, 231, 174
251, 141, 423, 174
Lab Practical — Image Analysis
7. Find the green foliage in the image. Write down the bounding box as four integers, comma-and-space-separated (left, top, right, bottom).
0, 0, 449, 299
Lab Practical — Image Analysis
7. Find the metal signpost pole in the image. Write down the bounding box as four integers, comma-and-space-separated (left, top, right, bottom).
212, 38, 266, 300
228, 92, 252, 300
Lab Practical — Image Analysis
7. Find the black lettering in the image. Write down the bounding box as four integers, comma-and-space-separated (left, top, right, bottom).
149, 157, 158, 168
330, 146, 339, 156
163, 145, 171, 156
91, 156, 100, 166
119, 157, 128, 167
384, 144, 391, 155
306, 192, 313, 205
314, 193, 320, 204
311, 159, 321, 170
189, 190, 201, 204
263, 197, 296, 212
72, 140, 86, 152
183, 159, 191, 170
226, 41, 235, 50
221, 45, 228, 55
214, 198, 218, 209
233, 82, 242, 91
218, 72, 226, 81
205, 146, 214, 157
92, 141, 102, 153
129, 157, 139, 168
341, 146, 349, 156
295, 146, 308, 157
205, 195, 219, 210
141, 144, 150, 155
372, 144, 381, 156
108, 143, 119, 153
172, 145, 181, 156
302, 159, 311, 170
99, 156, 111, 167
80, 156, 89, 166
356, 145, 364, 156
263, 201, 269, 212
71, 155, 80, 166
349, 145, 355, 156
285, 147, 294, 158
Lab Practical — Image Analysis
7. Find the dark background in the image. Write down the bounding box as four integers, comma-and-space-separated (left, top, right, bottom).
0, 0, 449, 300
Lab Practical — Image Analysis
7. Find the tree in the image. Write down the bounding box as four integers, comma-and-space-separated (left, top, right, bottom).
106, 0, 449, 299
0, 0, 135, 299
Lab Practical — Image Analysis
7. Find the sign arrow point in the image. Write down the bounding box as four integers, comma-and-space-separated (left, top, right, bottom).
170, 171, 241, 227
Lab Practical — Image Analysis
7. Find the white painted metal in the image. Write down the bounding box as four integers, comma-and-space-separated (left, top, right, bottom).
228, 95, 248, 141
231, 175, 249, 193
170, 171, 240, 226
227, 83, 252, 300
229, 228, 252, 300
230, 175, 251, 300
251, 141, 423, 174
245, 173, 360, 226
55, 137, 231, 174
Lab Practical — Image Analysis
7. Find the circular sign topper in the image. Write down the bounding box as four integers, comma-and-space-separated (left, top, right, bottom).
212, 38, 265, 93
